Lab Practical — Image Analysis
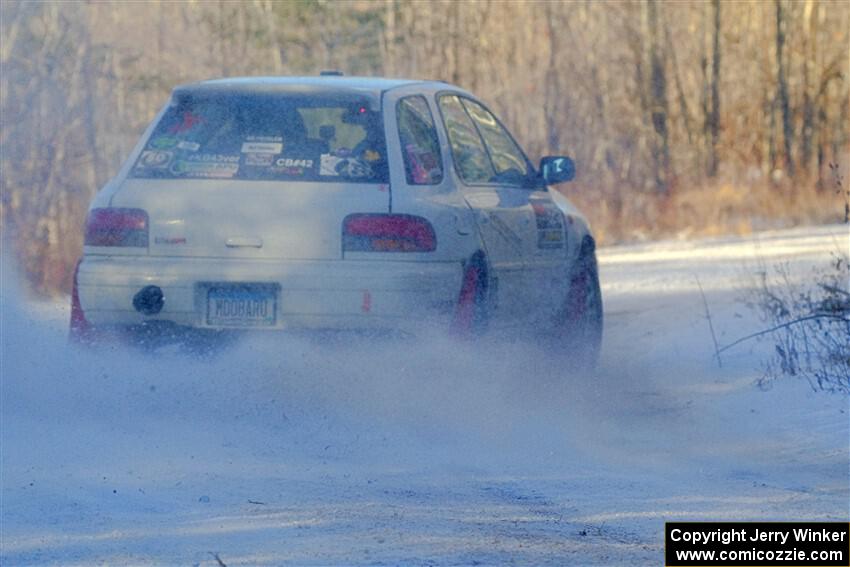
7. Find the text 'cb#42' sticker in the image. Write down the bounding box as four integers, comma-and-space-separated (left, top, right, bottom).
269, 157, 315, 177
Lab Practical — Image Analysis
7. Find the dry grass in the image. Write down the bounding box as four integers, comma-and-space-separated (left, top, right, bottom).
569, 174, 846, 246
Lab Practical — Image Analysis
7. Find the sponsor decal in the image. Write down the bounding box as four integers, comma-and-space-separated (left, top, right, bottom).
538, 230, 564, 247
320, 154, 371, 178
531, 202, 564, 229
137, 150, 173, 168
186, 153, 240, 163
241, 142, 283, 154
150, 136, 178, 149
531, 202, 565, 248
275, 157, 313, 168
341, 159, 372, 178
171, 160, 239, 178
176, 140, 200, 152
320, 154, 344, 176
244, 153, 275, 167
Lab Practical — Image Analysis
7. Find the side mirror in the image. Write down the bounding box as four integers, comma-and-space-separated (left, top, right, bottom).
539, 156, 575, 185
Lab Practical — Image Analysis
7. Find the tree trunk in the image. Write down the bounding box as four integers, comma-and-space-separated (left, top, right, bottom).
543, 1, 561, 153
707, 0, 721, 177
775, 0, 794, 177
647, 0, 670, 195
800, 0, 817, 176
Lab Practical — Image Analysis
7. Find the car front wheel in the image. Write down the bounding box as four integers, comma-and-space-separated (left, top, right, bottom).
554, 240, 603, 369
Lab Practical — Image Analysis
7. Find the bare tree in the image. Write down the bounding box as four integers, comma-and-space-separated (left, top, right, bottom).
706, 0, 721, 177
646, 0, 670, 195
1, 0, 848, 295
775, 0, 795, 177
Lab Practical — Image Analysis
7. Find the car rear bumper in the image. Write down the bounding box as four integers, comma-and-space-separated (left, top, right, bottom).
76, 255, 463, 333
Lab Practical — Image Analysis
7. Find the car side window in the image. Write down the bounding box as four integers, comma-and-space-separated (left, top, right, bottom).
396, 96, 443, 185
461, 98, 531, 185
437, 94, 495, 184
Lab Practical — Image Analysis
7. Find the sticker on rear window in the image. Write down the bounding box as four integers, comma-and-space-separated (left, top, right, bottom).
131, 96, 389, 183
320, 154, 343, 176
150, 136, 178, 149
170, 160, 238, 178
177, 140, 200, 152
186, 154, 240, 164
320, 154, 372, 178
269, 157, 314, 177
241, 142, 283, 154
275, 158, 313, 168
137, 150, 173, 169
244, 153, 275, 167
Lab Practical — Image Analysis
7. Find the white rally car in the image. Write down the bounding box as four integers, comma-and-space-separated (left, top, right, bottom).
71, 75, 602, 361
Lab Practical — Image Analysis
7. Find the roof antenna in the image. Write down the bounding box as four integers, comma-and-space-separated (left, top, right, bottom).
320, 70, 344, 76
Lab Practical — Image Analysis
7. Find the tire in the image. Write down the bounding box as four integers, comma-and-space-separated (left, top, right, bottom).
451, 252, 489, 337
556, 240, 603, 369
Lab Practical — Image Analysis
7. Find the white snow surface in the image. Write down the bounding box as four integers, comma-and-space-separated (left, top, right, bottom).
2, 224, 848, 566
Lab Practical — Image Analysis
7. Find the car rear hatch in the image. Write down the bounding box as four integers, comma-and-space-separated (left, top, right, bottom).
108, 88, 390, 260
111, 178, 389, 260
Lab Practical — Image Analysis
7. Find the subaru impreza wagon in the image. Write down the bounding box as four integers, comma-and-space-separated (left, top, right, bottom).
71, 75, 602, 362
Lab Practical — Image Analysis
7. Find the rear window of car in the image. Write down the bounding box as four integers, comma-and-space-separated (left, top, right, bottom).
130, 93, 388, 183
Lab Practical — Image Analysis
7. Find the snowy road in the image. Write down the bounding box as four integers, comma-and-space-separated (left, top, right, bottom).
2, 225, 848, 565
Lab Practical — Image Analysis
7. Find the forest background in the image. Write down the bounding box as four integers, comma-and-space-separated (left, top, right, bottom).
1, 0, 848, 295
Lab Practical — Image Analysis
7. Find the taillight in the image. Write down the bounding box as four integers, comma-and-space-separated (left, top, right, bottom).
343, 214, 436, 252
84, 208, 148, 247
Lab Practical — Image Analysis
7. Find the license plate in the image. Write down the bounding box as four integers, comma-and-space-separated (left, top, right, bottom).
206, 285, 277, 327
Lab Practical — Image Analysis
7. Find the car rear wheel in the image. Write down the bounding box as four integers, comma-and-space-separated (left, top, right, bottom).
451, 252, 489, 337
554, 240, 603, 369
